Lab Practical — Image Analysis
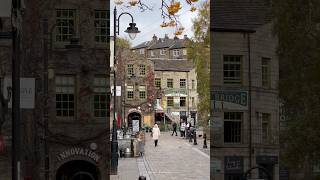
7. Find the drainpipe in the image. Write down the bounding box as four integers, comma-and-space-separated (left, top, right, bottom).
247, 32, 253, 177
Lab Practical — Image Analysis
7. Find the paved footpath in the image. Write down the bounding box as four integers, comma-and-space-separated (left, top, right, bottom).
111, 131, 210, 180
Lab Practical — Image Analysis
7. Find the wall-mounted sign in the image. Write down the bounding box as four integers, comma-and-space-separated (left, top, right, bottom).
56, 147, 101, 163
132, 120, 139, 133
224, 156, 244, 174
212, 91, 248, 110
3, 77, 35, 109
0, 0, 12, 17
111, 86, 121, 96
164, 88, 187, 97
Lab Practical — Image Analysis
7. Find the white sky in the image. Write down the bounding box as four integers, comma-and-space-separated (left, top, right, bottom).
110, 0, 206, 46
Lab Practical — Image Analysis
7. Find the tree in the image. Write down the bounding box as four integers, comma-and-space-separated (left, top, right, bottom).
273, 0, 320, 174
187, 1, 209, 127
114, 0, 201, 36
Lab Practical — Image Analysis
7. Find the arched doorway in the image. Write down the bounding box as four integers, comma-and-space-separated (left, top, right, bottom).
56, 160, 100, 180
127, 112, 142, 129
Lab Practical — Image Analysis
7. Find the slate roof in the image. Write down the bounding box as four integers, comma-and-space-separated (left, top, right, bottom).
148, 38, 175, 50
132, 36, 189, 50
151, 59, 194, 72
131, 41, 152, 49
170, 39, 187, 49
212, 0, 272, 32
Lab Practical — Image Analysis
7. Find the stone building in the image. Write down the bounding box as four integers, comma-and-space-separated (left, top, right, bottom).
132, 34, 198, 127
0, 0, 110, 179
211, 0, 279, 179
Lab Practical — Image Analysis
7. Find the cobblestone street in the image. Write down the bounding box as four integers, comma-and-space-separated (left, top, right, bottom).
111, 131, 210, 180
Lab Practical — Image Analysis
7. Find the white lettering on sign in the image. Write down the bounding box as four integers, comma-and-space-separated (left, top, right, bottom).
56, 147, 101, 163
225, 159, 241, 170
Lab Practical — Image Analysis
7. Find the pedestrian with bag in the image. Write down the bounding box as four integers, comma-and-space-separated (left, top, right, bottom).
152, 124, 161, 147
171, 122, 178, 136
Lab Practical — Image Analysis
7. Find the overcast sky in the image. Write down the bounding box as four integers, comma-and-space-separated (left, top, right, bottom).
110, 0, 206, 46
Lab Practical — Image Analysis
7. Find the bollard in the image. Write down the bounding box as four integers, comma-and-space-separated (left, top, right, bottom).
131, 139, 134, 157
193, 131, 197, 145
203, 133, 207, 148
139, 176, 146, 180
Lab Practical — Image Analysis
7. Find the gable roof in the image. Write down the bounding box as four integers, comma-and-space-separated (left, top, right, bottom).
170, 39, 187, 49
212, 0, 272, 32
151, 59, 194, 72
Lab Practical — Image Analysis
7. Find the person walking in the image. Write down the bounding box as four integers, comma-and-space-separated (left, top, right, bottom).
180, 121, 186, 137
152, 124, 161, 147
171, 122, 178, 136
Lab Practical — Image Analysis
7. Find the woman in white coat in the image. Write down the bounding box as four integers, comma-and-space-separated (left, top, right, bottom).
152, 124, 161, 147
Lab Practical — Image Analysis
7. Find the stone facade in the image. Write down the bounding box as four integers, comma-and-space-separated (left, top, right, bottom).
0, 0, 110, 179
132, 34, 198, 127
211, 22, 280, 180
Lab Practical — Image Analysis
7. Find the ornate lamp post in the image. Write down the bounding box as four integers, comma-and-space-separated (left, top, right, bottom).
111, 6, 140, 175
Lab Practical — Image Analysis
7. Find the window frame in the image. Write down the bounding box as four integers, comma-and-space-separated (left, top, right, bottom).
139, 85, 146, 99
224, 112, 243, 144
55, 75, 75, 119
180, 79, 186, 89
160, 49, 166, 55
155, 78, 161, 89
139, 48, 145, 55
55, 9, 76, 42
127, 64, 134, 76
173, 49, 180, 57
262, 57, 271, 88
167, 78, 173, 88
94, 10, 108, 43
223, 55, 242, 84
93, 76, 108, 118
167, 96, 174, 107
180, 97, 186, 107
139, 64, 146, 76
127, 85, 134, 100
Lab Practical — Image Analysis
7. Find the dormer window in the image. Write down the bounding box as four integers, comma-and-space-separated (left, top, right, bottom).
173, 49, 180, 57
150, 50, 155, 57
139, 49, 145, 54
160, 49, 166, 55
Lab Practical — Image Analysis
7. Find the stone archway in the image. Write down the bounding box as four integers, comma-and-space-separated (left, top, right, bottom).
56, 160, 100, 180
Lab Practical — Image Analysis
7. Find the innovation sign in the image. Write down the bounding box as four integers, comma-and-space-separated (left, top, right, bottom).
56, 147, 101, 163
211, 91, 248, 110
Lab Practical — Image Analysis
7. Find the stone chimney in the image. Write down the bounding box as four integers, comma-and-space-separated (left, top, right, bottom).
184, 34, 188, 40
164, 34, 169, 39
152, 34, 158, 41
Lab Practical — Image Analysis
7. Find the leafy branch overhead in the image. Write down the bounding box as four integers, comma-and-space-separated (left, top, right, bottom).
114, 0, 200, 36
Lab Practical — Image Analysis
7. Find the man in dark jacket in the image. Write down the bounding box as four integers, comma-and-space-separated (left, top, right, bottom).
171, 122, 178, 136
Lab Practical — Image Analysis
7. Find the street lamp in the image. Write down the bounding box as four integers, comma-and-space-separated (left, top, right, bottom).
111, 6, 140, 175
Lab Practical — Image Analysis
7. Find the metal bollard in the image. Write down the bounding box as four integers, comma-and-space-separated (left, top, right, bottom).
203, 133, 207, 148
139, 176, 146, 180
193, 131, 197, 145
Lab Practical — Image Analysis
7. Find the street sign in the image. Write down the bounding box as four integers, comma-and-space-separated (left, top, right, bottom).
110, 86, 121, 96
0, 0, 12, 17
3, 77, 35, 109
